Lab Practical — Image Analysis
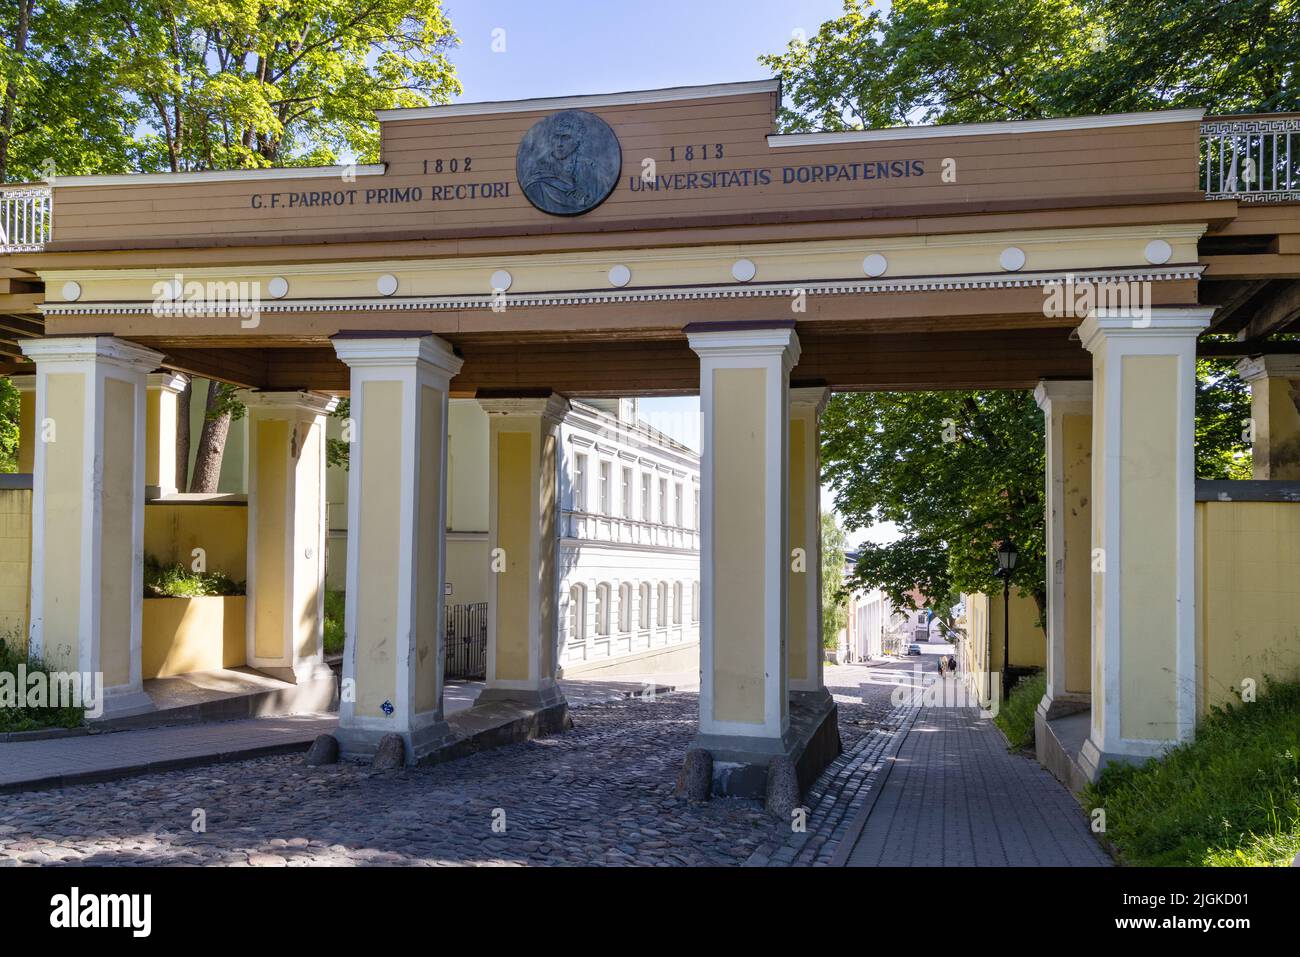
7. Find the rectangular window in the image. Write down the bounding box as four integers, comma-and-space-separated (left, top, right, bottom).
641, 473, 651, 522
573, 453, 587, 511
675, 483, 684, 527
599, 460, 611, 514
658, 478, 668, 524
694, 488, 700, 529
621, 467, 633, 518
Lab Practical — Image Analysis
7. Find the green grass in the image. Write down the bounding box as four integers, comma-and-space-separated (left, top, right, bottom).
994, 671, 1045, 750
0, 637, 85, 733
143, 556, 244, 598
323, 590, 345, 656
1085, 680, 1300, 867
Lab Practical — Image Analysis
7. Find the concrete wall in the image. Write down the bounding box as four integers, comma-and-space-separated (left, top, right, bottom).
142, 596, 246, 679
1196, 499, 1300, 713
0, 485, 31, 648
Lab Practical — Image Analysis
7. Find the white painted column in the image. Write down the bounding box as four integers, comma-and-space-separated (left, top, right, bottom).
145, 372, 188, 498
475, 394, 569, 710
689, 324, 798, 761
240, 390, 338, 699
1235, 356, 1300, 480
20, 336, 162, 720
1033, 380, 1093, 721
1077, 308, 1212, 780
331, 336, 462, 763
788, 386, 829, 697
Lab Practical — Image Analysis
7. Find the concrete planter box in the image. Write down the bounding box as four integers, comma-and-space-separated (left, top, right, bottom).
142, 595, 245, 679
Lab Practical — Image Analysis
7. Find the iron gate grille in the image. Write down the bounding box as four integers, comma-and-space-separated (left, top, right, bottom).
445, 601, 488, 679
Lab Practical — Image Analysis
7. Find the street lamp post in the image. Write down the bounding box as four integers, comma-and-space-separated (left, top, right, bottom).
995, 539, 1018, 701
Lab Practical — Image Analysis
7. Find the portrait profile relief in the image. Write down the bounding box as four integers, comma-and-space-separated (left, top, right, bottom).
515, 109, 622, 216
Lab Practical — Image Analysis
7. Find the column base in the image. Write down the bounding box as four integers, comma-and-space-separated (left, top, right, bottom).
1036, 691, 1090, 722
473, 680, 565, 710
694, 690, 841, 799
90, 688, 157, 723
337, 715, 456, 766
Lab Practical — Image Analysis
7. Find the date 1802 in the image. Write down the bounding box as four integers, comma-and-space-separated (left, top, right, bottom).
423, 157, 473, 174
668, 144, 725, 162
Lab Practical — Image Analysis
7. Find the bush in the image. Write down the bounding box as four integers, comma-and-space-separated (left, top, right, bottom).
0, 637, 85, 732
143, 556, 244, 598
994, 670, 1045, 750
1085, 680, 1300, 867
323, 590, 345, 656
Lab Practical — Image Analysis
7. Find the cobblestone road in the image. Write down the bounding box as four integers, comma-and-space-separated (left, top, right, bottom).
0, 665, 898, 867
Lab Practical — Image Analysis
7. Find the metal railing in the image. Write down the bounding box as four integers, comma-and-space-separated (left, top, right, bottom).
1202, 118, 1300, 202
445, 601, 488, 679
0, 185, 51, 252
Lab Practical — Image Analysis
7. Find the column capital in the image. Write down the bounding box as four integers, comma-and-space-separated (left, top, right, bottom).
9, 373, 34, 393
477, 393, 570, 424
147, 371, 189, 394
687, 324, 801, 372
1235, 354, 1300, 383
20, 335, 163, 373
1033, 379, 1092, 413
790, 386, 830, 413
1077, 307, 1213, 354
238, 389, 339, 417
331, 334, 463, 377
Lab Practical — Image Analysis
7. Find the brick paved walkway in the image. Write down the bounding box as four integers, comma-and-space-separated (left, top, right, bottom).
841, 705, 1112, 866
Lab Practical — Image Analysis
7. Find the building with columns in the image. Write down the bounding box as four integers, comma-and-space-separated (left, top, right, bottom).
2, 80, 1300, 799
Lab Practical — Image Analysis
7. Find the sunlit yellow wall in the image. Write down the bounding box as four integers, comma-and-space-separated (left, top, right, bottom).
963, 589, 1045, 707
143, 503, 247, 579
1197, 500, 1300, 714
142, 596, 245, 679
0, 488, 31, 648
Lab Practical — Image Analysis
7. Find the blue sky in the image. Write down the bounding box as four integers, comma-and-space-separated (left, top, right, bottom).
441, 0, 849, 103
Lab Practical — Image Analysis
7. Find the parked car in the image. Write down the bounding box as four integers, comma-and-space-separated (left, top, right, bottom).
907, 643, 922, 656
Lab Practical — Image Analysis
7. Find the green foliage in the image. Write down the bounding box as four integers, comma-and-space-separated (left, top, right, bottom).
1196, 357, 1254, 480
760, 0, 1299, 135
323, 589, 345, 655
0, 376, 18, 472
327, 397, 350, 471
143, 555, 244, 597
1085, 681, 1300, 866
822, 390, 1047, 612
994, 670, 1046, 750
0, 635, 84, 732
820, 512, 848, 649
204, 382, 246, 423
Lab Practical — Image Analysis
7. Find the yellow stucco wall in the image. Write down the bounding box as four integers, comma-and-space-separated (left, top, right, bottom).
142, 596, 246, 678
0, 487, 31, 648
41, 373, 84, 671
494, 429, 531, 681
786, 415, 809, 683
963, 589, 1045, 702
252, 418, 287, 660
1197, 500, 1300, 713
143, 502, 247, 579
1061, 412, 1093, 695
414, 385, 442, 712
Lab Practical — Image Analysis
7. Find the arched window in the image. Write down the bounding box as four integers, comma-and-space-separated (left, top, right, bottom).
638, 582, 651, 631
569, 584, 586, 644
656, 582, 668, 629
619, 582, 632, 633
595, 582, 611, 637
673, 582, 683, 625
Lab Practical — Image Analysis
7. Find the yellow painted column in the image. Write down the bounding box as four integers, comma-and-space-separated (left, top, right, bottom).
11, 375, 35, 474
1033, 379, 1093, 720
19, 336, 162, 720
239, 390, 338, 700
476, 394, 570, 709
788, 387, 828, 697
331, 336, 462, 763
688, 324, 798, 762
1077, 308, 1211, 780
144, 372, 188, 498
1235, 356, 1300, 480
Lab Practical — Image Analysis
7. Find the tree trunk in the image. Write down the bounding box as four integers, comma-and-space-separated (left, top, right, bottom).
188, 382, 231, 492
175, 377, 191, 492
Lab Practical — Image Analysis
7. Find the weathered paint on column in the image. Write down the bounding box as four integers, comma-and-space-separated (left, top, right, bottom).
476, 394, 569, 708
1077, 308, 1211, 780
689, 325, 798, 754
1235, 356, 1300, 480
20, 336, 162, 720
788, 386, 828, 696
331, 335, 462, 763
1033, 379, 1092, 721
239, 390, 338, 702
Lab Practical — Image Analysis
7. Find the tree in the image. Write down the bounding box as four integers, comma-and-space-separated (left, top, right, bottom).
92, 0, 461, 172
0, 376, 18, 472
188, 380, 245, 492
820, 512, 848, 649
